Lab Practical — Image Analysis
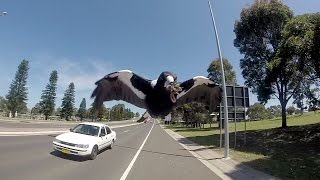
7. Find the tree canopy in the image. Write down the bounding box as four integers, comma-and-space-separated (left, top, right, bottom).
234, 0, 298, 127
5, 59, 29, 116
247, 103, 268, 120
77, 98, 87, 121
39, 70, 58, 120
60, 82, 75, 121
207, 58, 237, 85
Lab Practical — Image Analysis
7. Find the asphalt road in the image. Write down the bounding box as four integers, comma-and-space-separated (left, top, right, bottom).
0, 121, 221, 180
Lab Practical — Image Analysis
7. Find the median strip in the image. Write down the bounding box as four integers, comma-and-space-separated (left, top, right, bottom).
0, 122, 142, 136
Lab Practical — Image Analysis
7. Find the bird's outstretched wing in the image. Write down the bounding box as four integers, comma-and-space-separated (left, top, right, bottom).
176, 76, 222, 112
91, 70, 152, 109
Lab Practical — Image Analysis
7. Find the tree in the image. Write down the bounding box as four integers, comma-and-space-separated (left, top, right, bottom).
267, 105, 282, 117
247, 103, 268, 120
39, 70, 58, 120
207, 58, 237, 85
97, 104, 108, 121
87, 104, 97, 121
286, 106, 296, 115
31, 103, 41, 115
5, 59, 29, 116
234, 0, 298, 128
55, 107, 62, 116
77, 98, 87, 121
280, 13, 320, 111
135, 112, 140, 117
178, 102, 209, 128
305, 87, 320, 112
0, 96, 8, 113
310, 13, 320, 78
60, 83, 75, 121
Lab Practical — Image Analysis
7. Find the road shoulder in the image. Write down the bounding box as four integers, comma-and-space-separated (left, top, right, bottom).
161, 125, 278, 180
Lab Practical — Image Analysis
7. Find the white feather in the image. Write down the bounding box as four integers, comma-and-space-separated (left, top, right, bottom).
151, 79, 157, 88
166, 75, 174, 83
193, 76, 208, 80
177, 76, 210, 99
118, 70, 133, 73
114, 71, 146, 100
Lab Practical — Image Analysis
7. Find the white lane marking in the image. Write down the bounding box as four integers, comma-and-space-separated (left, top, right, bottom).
124, 130, 130, 133
0, 123, 143, 136
120, 121, 155, 180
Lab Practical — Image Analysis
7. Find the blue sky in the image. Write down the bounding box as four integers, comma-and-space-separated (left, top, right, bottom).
0, 0, 319, 115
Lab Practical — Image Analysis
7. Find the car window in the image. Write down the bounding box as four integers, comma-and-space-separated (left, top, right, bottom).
106, 126, 111, 134
100, 127, 106, 136
71, 124, 100, 136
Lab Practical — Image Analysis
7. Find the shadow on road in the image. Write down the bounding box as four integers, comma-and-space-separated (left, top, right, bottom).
49, 150, 88, 162
47, 134, 58, 138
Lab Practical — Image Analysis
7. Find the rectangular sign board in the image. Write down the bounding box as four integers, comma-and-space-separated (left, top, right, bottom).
218, 85, 249, 121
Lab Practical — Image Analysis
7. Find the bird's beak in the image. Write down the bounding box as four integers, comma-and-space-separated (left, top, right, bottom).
168, 82, 182, 103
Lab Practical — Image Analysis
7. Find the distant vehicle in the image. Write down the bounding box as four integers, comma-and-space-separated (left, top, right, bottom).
53, 122, 116, 160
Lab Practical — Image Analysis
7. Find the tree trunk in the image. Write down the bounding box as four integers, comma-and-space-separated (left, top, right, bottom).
281, 103, 287, 128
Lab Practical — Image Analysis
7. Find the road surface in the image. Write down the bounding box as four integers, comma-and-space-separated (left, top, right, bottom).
0, 121, 221, 180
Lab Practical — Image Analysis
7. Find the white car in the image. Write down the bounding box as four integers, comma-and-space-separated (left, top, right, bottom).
53, 122, 117, 160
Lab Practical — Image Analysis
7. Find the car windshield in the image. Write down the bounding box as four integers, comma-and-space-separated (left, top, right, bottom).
71, 124, 100, 137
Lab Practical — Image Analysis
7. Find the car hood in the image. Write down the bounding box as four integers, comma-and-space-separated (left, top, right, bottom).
56, 132, 97, 145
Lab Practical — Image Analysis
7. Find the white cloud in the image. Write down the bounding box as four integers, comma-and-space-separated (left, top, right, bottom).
27, 53, 115, 109
31, 54, 114, 91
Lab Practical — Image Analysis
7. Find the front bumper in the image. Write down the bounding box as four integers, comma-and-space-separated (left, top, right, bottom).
53, 142, 91, 156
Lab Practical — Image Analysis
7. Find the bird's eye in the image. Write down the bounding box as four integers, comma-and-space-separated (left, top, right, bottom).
166, 76, 174, 83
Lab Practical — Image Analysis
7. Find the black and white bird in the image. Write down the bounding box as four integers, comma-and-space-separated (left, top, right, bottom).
91, 70, 222, 117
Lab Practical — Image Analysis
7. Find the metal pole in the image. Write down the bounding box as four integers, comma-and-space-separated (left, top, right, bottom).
219, 104, 222, 149
234, 85, 237, 149
207, 0, 229, 159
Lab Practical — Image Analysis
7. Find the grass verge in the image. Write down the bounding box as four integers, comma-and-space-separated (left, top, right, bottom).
167, 112, 320, 180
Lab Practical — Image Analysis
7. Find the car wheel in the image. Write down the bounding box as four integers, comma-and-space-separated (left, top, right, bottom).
109, 139, 115, 149
89, 145, 98, 160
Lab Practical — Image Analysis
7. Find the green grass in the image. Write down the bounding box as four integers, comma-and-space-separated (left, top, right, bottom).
167, 112, 320, 180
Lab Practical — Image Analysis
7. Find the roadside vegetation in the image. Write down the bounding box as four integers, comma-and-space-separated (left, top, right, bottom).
0, 59, 140, 121
167, 112, 320, 179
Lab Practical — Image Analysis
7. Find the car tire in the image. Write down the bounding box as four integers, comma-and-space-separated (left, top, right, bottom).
89, 145, 98, 160
109, 139, 114, 149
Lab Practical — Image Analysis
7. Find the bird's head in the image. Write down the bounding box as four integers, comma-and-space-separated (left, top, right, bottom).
156, 72, 182, 103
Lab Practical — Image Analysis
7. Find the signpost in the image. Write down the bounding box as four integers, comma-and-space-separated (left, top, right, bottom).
218, 85, 250, 148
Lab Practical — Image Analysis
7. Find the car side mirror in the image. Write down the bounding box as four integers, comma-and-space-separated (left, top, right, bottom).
69, 128, 72, 132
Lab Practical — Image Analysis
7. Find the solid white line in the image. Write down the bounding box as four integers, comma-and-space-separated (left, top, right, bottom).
120, 120, 155, 180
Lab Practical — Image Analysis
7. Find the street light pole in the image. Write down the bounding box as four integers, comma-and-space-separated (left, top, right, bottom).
207, 0, 229, 159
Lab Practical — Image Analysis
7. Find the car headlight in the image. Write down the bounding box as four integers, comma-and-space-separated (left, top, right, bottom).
75, 144, 89, 148
54, 139, 62, 144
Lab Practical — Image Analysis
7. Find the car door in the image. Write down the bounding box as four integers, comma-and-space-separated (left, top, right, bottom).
98, 127, 108, 149
105, 126, 113, 145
